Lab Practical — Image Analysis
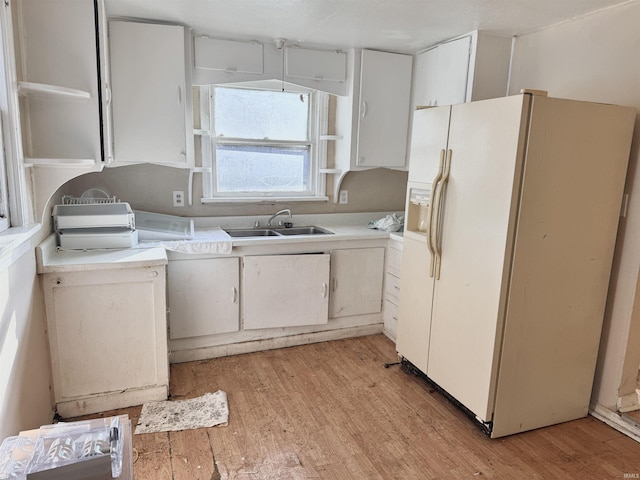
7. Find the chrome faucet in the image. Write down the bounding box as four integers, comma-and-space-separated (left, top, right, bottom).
267, 209, 292, 227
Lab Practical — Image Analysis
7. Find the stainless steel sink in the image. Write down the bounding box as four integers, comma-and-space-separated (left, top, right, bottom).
273, 226, 333, 236
224, 226, 333, 237
224, 228, 281, 237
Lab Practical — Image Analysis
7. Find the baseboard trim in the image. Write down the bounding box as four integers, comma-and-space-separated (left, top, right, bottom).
169, 324, 384, 363
589, 401, 640, 443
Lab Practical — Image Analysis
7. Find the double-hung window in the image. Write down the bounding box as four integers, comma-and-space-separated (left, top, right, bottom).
201, 83, 329, 202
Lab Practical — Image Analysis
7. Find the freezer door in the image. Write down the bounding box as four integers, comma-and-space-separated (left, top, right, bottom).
426, 95, 530, 422
395, 236, 436, 373
408, 107, 451, 184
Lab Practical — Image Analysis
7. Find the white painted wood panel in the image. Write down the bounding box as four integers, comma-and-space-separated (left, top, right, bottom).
42, 266, 168, 415
285, 47, 346, 82
109, 21, 192, 167
356, 49, 412, 168
435, 35, 471, 106
329, 247, 384, 318
195, 37, 263, 73
243, 254, 330, 329
168, 257, 239, 339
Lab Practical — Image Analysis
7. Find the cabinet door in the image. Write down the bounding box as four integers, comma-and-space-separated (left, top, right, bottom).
243, 254, 330, 329
329, 247, 384, 318
42, 267, 168, 401
194, 37, 264, 73
356, 50, 412, 168
168, 258, 240, 339
413, 47, 439, 107
109, 21, 192, 167
435, 36, 471, 106
285, 47, 347, 82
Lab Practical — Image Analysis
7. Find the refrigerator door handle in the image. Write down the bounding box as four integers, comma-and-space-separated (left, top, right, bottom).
432, 149, 452, 280
427, 149, 446, 277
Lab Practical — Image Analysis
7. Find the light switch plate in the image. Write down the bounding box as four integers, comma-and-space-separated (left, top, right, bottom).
339, 190, 348, 204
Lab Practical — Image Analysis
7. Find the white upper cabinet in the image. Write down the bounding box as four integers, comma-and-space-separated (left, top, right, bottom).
355, 50, 412, 168
194, 37, 264, 74
109, 21, 193, 168
285, 47, 347, 83
192, 38, 349, 96
330, 48, 412, 200
413, 31, 512, 108
15, 0, 110, 222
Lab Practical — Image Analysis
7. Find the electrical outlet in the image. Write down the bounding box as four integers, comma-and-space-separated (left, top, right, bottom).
339, 190, 348, 204
173, 191, 185, 207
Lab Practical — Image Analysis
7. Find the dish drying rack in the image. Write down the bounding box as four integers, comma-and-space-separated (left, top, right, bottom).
62, 194, 120, 205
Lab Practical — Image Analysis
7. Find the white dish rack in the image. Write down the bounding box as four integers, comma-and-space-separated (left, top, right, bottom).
53, 195, 138, 250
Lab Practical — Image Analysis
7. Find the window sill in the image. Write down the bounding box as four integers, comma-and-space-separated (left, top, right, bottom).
0, 224, 42, 272
201, 196, 329, 204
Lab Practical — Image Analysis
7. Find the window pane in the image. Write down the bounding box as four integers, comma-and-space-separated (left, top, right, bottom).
214, 87, 309, 141
216, 144, 310, 193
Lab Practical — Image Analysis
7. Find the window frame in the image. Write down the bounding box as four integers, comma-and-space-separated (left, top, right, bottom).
200, 83, 329, 203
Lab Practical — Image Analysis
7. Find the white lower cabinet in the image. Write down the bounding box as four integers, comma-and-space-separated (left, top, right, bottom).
243, 253, 331, 329
329, 247, 385, 318
168, 257, 240, 339
42, 265, 169, 417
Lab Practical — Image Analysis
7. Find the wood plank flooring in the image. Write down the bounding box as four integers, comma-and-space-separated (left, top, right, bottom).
73, 335, 640, 479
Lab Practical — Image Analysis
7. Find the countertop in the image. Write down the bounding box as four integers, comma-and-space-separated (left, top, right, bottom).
36, 212, 404, 273
36, 234, 168, 274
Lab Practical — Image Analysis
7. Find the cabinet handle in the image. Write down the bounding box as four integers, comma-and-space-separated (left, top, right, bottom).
177, 85, 182, 106
332, 277, 338, 292
361, 101, 368, 118
54, 277, 64, 285
105, 84, 111, 105
322, 282, 328, 299
232, 286, 238, 304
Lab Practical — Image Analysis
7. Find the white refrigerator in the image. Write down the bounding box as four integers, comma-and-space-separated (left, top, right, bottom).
396, 92, 636, 437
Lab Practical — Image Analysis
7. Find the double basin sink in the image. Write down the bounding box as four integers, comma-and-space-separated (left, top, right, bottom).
224, 226, 333, 238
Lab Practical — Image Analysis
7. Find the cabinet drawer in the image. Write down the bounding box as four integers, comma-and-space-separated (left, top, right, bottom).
385, 272, 401, 302
383, 300, 400, 335
387, 243, 403, 277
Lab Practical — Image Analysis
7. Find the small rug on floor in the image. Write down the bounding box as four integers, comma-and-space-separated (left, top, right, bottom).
135, 391, 229, 434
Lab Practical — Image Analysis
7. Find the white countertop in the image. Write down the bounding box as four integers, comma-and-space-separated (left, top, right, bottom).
36, 212, 404, 272
36, 234, 167, 274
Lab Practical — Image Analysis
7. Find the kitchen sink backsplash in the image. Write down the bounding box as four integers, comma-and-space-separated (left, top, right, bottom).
193, 212, 403, 230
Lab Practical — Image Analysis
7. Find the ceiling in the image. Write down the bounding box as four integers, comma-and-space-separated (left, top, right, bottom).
105, 0, 634, 53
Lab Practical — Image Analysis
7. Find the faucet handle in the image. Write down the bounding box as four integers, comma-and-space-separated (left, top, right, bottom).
254, 220, 260, 228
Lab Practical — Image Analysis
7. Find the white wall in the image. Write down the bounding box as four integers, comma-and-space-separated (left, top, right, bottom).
0, 245, 53, 439
509, 1, 640, 410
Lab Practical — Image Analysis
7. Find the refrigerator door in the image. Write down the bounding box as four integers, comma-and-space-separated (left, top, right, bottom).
408, 107, 451, 184
397, 106, 452, 372
395, 235, 436, 373
426, 95, 530, 422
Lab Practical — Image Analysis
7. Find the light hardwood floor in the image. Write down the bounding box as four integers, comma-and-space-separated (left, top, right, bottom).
75, 335, 640, 479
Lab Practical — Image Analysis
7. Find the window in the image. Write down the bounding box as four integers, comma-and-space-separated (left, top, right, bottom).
200, 83, 329, 202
